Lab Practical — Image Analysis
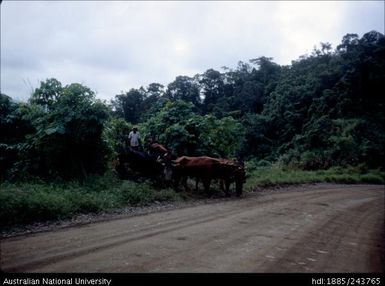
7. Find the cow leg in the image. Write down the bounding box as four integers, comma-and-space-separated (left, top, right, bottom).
195, 178, 199, 192
202, 178, 212, 196
219, 179, 230, 197
224, 179, 231, 197
235, 180, 243, 197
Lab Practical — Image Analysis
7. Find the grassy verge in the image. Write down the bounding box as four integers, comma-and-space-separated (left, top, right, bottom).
1, 165, 384, 228
0, 172, 185, 227
245, 163, 385, 190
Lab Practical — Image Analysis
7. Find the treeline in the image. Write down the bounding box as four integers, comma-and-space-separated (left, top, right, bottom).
1, 31, 384, 181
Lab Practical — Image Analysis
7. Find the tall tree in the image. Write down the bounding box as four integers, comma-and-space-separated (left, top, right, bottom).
200, 69, 226, 115
29, 78, 63, 110
111, 88, 145, 124
2, 79, 111, 180
166, 76, 201, 110
141, 83, 166, 121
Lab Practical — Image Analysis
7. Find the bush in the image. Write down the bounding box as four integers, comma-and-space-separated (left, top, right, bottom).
245, 165, 384, 190
1, 80, 111, 181
0, 174, 183, 227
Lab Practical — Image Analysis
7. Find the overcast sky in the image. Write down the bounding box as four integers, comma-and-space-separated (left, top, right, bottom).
1, 1, 384, 102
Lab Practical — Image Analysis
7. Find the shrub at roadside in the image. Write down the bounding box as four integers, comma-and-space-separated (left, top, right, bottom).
245, 163, 384, 190
0, 174, 183, 227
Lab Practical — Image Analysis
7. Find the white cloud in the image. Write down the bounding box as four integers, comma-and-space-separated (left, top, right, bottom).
1, 1, 384, 102
273, 1, 347, 64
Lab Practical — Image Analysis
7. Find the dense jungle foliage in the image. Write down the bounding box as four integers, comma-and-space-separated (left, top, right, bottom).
1, 31, 384, 182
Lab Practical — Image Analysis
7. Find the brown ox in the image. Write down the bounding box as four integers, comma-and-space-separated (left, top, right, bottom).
149, 143, 168, 155
171, 156, 245, 196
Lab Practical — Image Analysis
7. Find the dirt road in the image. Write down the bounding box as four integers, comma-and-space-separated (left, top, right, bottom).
1, 184, 384, 273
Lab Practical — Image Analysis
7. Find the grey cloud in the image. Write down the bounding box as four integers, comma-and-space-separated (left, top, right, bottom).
1, 1, 384, 102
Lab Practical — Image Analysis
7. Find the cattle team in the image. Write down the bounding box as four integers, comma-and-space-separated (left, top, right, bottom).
116, 127, 246, 197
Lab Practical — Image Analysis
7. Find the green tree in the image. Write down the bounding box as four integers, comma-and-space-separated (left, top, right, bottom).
0, 94, 36, 180
29, 78, 63, 110
2, 79, 111, 180
200, 69, 226, 115
142, 100, 244, 158
166, 76, 201, 110
103, 117, 133, 157
140, 83, 167, 121
258, 31, 385, 168
111, 88, 145, 124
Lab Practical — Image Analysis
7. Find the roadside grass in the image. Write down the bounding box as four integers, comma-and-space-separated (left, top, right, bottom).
245, 162, 385, 190
0, 172, 184, 227
1, 165, 384, 228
